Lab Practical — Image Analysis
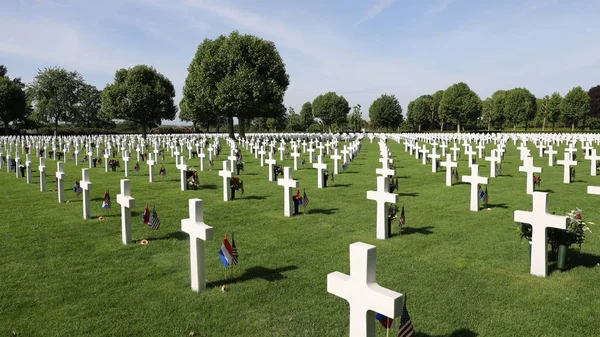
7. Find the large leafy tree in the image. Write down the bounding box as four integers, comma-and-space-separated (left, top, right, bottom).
288, 107, 303, 131
299, 101, 314, 130
348, 104, 364, 132
368, 94, 403, 131
588, 85, 600, 127
100, 65, 177, 138
504, 88, 537, 130
179, 96, 220, 132
73, 84, 108, 128
312, 92, 350, 131
406, 95, 431, 132
547, 92, 562, 131
183, 31, 289, 138
430, 90, 444, 130
0, 66, 28, 134
489, 90, 508, 129
561, 86, 590, 130
28, 67, 85, 134
438, 82, 481, 132
481, 97, 493, 131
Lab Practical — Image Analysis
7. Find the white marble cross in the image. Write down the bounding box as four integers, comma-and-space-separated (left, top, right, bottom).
265, 152, 277, 182
307, 145, 315, 163
228, 148, 237, 170
419, 145, 429, 165
103, 153, 110, 172
291, 145, 301, 170
514, 192, 567, 277
519, 156, 542, 194
122, 151, 131, 177
556, 152, 577, 184
536, 143, 546, 158
15, 156, 22, 178
367, 176, 399, 239
80, 168, 93, 220
546, 145, 557, 167
428, 147, 440, 172
258, 147, 266, 167
25, 154, 32, 184
179, 156, 189, 191
330, 149, 342, 174
485, 149, 501, 178
181, 199, 214, 292
56, 162, 66, 203
440, 154, 457, 186
5, 153, 11, 173
327, 242, 404, 337
313, 155, 329, 188
198, 149, 206, 171
587, 148, 600, 177
277, 167, 300, 217
278, 142, 286, 161
116, 179, 136, 245
39, 157, 46, 192
465, 146, 476, 167
147, 153, 155, 182
450, 142, 460, 161
461, 164, 488, 212
341, 146, 350, 164
218, 161, 234, 201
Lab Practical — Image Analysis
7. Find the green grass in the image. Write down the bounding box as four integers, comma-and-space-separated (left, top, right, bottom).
1, 138, 600, 337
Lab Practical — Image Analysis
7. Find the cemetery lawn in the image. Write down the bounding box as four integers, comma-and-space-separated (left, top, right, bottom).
2, 139, 600, 337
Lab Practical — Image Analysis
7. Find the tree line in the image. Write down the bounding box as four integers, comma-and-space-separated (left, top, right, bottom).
1, 31, 598, 136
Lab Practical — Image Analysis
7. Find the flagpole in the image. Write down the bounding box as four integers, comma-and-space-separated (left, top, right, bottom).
386, 327, 389, 337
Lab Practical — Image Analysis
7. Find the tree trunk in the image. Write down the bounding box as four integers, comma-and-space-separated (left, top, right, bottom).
571, 122, 575, 131
418, 124, 421, 132
239, 117, 246, 138
542, 116, 546, 131
440, 122, 444, 131
54, 117, 59, 136
141, 122, 147, 139
227, 116, 235, 139
457, 122, 461, 133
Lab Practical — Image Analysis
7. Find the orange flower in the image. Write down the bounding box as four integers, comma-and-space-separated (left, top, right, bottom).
141, 239, 148, 245
98, 216, 105, 221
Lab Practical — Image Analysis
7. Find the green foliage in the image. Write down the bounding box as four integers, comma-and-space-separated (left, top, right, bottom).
312, 92, 350, 131
348, 104, 364, 132
547, 92, 562, 131
368, 94, 403, 131
307, 122, 323, 133
0, 68, 28, 135
406, 96, 430, 131
438, 82, 481, 131
431, 90, 444, 130
504, 88, 537, 130
72, 84, 110, 129
589, 85, 600, 119
183, 31, 289, 138
561, 86, 590, 130
100, 65, 177, 138
28, 67, 85, 133
299, 101, 314, 129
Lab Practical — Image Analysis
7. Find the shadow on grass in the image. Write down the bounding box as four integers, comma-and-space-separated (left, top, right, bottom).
397, 175, 410, 179
536, 189, 554, 193
208, 265, 298, 288
308, 208, 339, 215
200, 184, 217, 190
140, 231, 189, 242
399, 226, 434, 236
341, 171, 359, 174
330, 183, 352, 188
565, 249, 600, 271
398, 192, 419, 197
416, 328, 478, 337
499, 174, 513, 177
571, 179, 585, 183
241, 195, 268, 200
485, 203, 509, 209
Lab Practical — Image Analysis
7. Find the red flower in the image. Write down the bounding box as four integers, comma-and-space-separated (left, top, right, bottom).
576, 213, 582, 220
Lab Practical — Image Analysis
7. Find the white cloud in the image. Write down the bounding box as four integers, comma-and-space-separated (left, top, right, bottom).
359, 0, 396, 24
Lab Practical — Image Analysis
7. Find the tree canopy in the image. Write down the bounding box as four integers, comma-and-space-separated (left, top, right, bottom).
299, 101, 314, 130
438, 82, 481, 132
28, 67, 85, 134
369, 94, 403, 131
100, 64, 177, 138
312, 92, 350, 131
504, 88, 537, 130
406, 95, 430, 132
0, 66, 28, 135
348, 104, 363, 132
183, 31, 289, 138
561, 86, 590, 130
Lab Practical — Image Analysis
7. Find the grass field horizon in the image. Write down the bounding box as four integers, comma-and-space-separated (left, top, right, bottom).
2, 136, 600, 336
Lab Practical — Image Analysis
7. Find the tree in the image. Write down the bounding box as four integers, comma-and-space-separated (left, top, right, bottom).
179, 96, 220, 132
504, 88, 537, 130
547, 92, 562, 131
312, 92, 350, 132
348, 104, 364, 132
438, 82, 481, 132
587, 85, 600, 128
100, 65, 177, 138
287, 107, 303, 131
406, 96, 430, 132
183, 31, 289, 139
481, 97, 493, 131
431, 90, 444, 130
490, 90, 507, 129
368, 94, 403, 131
561, 86, 590, 130
0, 67, 28, 134
299, 101, 314, 130
72, 84, 108, 129
28, 67, 85, 134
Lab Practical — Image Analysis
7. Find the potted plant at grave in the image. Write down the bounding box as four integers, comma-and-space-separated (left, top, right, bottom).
387, 204, 399, 237
236, 161, 245, 175
230, 177, 244, 200
547, 209, 592, 270
273, 165, 283, 179
108, 159, 120, 172
187, 169, 200, 190
323, 170, 330, 188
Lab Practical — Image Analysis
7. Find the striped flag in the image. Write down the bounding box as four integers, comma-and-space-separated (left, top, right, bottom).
74, 181, 83, 196
478, 184, 485, 200
142, 204, 150, 224
218, 235, 234, 267
149, 205, 160, 230
376, 313, 394, 328
231, 233, 239, 266
102, 190, 111, 210
399, 205, 405, 227
397, 303, 414, 337
303, 188, 309, 208
159, 165, 166, 176
483, 186, 488, 205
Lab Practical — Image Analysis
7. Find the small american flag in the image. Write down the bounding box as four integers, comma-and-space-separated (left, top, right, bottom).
397, 303, 414, 337
149, 205, 160, 230
231, 233, 239, 266
483, 186, 488, 205
303, 189, 309, 208
399, 205, 405, 227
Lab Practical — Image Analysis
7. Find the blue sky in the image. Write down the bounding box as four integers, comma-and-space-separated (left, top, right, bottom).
1, 0, 599, 125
